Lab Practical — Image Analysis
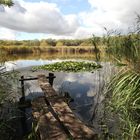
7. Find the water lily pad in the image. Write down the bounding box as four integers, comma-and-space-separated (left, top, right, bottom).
32, 61, 102, 72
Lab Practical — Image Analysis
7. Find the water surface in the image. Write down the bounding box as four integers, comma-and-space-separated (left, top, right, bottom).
1, 52, 116, 125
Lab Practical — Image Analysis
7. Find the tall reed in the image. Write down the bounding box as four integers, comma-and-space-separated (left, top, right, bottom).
105, 69, 140, 139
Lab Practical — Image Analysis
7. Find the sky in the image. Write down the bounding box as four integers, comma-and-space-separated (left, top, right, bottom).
0, 0, 140, 40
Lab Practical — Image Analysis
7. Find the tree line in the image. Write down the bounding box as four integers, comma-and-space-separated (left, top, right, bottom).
0, 38, 93, 47
0, 33, 139, 48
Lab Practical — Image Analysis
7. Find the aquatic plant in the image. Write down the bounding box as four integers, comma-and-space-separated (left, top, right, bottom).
24, 122, 40, 140
98, 16, 140, 139
0, 66, 21, 140
32, 61, 102, 72
105, 15, 140, 65
105, 34, 140, 64
104, 68, 140, 139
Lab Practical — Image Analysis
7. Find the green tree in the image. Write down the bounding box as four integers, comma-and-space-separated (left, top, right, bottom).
46, 39, 56, 46
0, 0, 14, 7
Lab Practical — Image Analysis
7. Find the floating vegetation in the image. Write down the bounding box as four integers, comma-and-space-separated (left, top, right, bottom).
33, 61, 102, 72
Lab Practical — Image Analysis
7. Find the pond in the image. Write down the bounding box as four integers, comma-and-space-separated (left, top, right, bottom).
1, 51, 116, 130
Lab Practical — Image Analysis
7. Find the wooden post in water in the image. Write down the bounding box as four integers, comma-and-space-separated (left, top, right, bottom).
19, 76, 27, 136
48, 73, 55, 86
21, 76, 25, 101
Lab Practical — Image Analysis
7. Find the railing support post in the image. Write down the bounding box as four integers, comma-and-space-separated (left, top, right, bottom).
21, 76, 25, 101
48, 73, 55, 86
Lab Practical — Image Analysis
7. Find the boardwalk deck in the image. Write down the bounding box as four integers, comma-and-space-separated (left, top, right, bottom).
32, 74, 95, 140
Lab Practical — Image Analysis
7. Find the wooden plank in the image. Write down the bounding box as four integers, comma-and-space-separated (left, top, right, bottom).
36, 74, 95, 140
47, 97, 95, 139
19, 75, 56, 81
38, 74, 56, 97
32, 97, 68, 140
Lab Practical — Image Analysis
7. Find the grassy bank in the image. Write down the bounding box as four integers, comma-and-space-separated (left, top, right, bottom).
103, 68, 140, 139
0, 68, 23, 140
100, 31, 140, 139
0, 34, 139, 56
105, 34, 140, 64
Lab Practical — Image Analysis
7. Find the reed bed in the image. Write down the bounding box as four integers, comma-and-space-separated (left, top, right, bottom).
104, 69, 140, 139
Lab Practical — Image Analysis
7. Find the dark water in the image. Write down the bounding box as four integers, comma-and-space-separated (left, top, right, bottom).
1, 52, 116, 134
17, 62, 116, 124
53, 63, 115, 122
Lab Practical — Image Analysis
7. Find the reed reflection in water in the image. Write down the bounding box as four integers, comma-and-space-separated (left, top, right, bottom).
0, 49, 107, 62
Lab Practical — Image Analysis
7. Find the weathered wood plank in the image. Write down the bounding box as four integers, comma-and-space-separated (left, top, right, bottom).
35, 75, 95, 140
32, 97, 68, 140
47, 97, 95, 139
38, 74, 56, 97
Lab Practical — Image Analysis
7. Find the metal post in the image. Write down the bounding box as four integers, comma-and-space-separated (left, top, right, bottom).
21, 76, 25, 101
48, 73, 55, 86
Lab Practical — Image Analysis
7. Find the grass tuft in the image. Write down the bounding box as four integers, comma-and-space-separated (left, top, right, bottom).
105, 69, 140, 139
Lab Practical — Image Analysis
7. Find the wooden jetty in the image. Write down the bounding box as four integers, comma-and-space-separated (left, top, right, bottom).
20, 74, 95, 140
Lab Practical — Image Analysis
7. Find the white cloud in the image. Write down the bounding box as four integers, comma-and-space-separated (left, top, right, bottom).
0, 27, 16, 40
74, 27, 94, 38
78, 0, 140, 35
0, 0, 79, 35
0, 0, 140, 39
